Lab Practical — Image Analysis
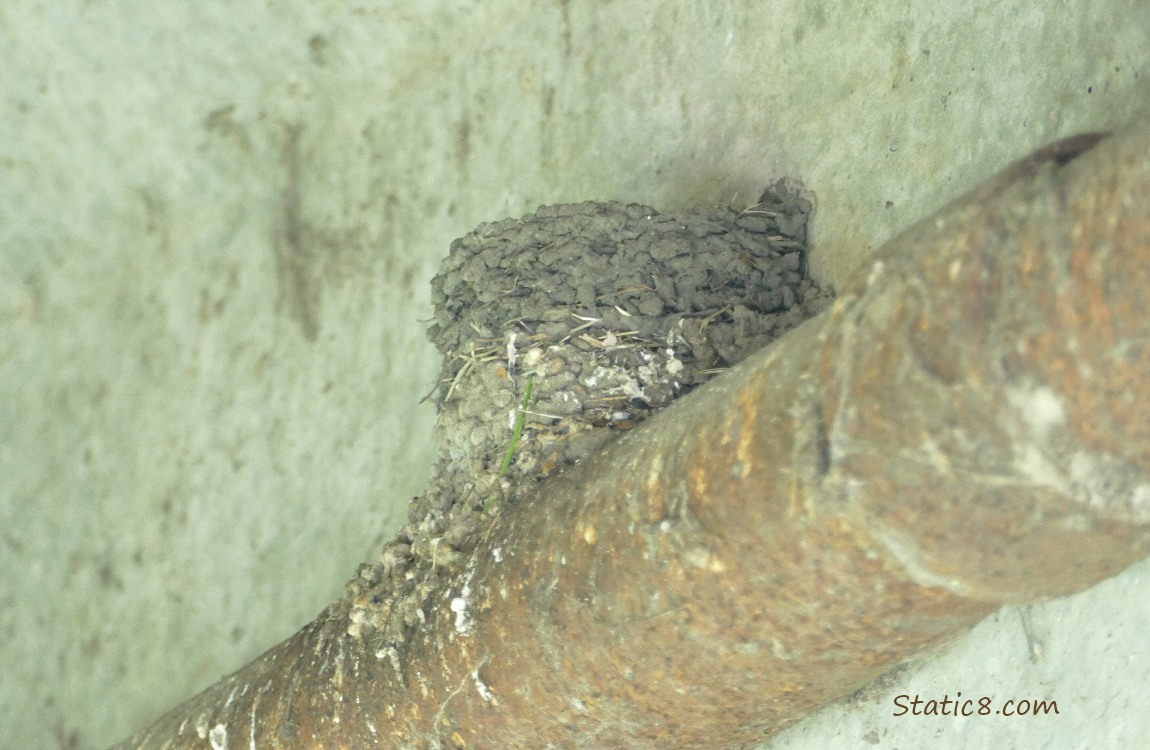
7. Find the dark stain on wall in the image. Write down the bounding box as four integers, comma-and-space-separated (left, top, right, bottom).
276, 123, 320, 342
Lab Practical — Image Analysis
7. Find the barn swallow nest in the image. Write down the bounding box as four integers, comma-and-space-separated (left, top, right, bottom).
345, 183, 834, 658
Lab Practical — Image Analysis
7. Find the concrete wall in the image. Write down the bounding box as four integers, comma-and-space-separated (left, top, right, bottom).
2, 2, 1147, 747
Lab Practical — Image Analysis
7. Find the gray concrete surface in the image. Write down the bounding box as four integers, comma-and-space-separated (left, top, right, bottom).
1, 2, 1147, 748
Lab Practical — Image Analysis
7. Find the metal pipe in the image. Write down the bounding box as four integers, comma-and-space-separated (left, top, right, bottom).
111, 122, 1150, 750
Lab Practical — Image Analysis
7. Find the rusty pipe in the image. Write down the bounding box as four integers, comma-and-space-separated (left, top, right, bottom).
111, 122, 1150, 749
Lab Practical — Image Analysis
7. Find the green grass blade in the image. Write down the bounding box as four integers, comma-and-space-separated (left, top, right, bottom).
497, 375, 534, 478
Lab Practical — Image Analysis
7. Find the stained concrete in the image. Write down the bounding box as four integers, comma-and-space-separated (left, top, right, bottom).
1, 2, 1148, 748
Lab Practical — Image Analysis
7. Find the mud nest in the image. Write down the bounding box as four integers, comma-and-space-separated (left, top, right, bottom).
345, 184, 834, 660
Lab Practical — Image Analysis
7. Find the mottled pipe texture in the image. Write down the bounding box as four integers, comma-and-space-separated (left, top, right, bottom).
111, 122, 1150, 750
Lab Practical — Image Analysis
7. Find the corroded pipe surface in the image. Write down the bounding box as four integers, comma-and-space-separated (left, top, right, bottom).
112, 122, 1150, 749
